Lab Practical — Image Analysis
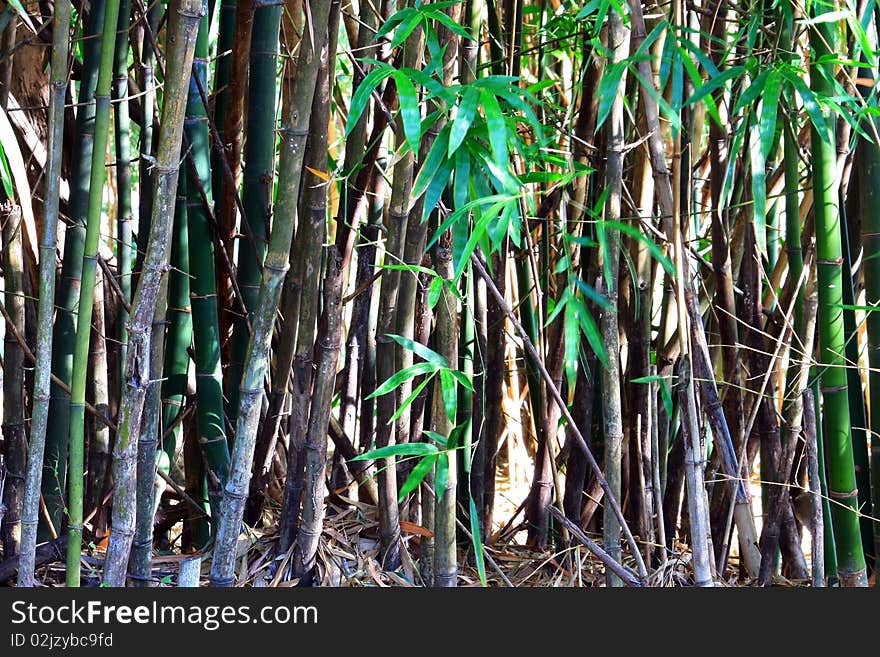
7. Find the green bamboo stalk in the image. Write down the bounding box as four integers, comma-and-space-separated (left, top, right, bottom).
114, 0, 133, 369
103, 0, 204, 586
1, 201, 24, 558
159, 174, 192, 480
809, 0, 868, 585
210, 0, 236, 187
183, 396, 210, 551
225, 1, 282, 426
135, 0, 162, 291
17, 0, 71, 587
86, 265, 110, 536
186, 4, 230, 513
209, 0, 330, 586
432, 236, 458, 587
42, 0, 106, 538
66, 0, 124, 585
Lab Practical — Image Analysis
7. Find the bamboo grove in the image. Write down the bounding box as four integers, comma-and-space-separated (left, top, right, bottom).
0, 0, 878, 588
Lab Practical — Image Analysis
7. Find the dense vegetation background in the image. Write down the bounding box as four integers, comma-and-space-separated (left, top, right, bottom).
0, 0, 876, 587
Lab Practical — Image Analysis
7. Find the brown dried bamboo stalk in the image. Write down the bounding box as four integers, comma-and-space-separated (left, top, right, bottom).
293, 248, 344, 583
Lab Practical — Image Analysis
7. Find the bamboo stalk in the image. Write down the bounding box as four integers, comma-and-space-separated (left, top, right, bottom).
1, 201, 24, 558
129, 265, 169, 586
372, 20, 425, 570
134, 0, 162, 289
855, 60, 880, 575
114, 0, 134, 371
86, 264, 111, 538
599, 6, 629, 587
42, 0, 106, 539
276, 0, 338, 550
66, 0, 125, 585
803, 387, 825, 587
812, 368, 839, 584
102, 0, 204, 586
185, 4, 230, 514
432, 234, 459, 587
212, 0, 254, 344
225, 0, 283, 426
809, 0, 868, 586
210, 0, 331, 586
293, 249, 343, 583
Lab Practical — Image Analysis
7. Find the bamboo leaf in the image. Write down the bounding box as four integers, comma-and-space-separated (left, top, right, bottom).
469, 495, 488, 586
376, 6, 415, 38
684, 66, 744, 108
421, 151, 454, 221
576, 295, 608, 368
389, 375, 434, 425
398, 454, 439, 501
782, 69, 830, 141
563, 294, 580, 390
428, 276, 443, 308
424, 8, 474, 41
448, 86, 479, 157
604, 220, 675, 277
352, 442, 439, 462
6, 0, 36, 34
368, 361, 440, 399
759, 71, 781, 160
480, 89, 508, 170
596, 60, 628, 131
435, 452, 449, 501
412, 124, 451, 200
388, 333, 450, 368
453, 145, 471, 209
573, 277, 612, 311
545, 286, 571, 327
439, 369, 458, 422
733, 69, 769, 114
393, 70, 422, 155
347, 66, 394, 136
423, 430, 448, 447
447, 368, 474, 391
389, 9, 424, 48
749, 111, 767, 254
